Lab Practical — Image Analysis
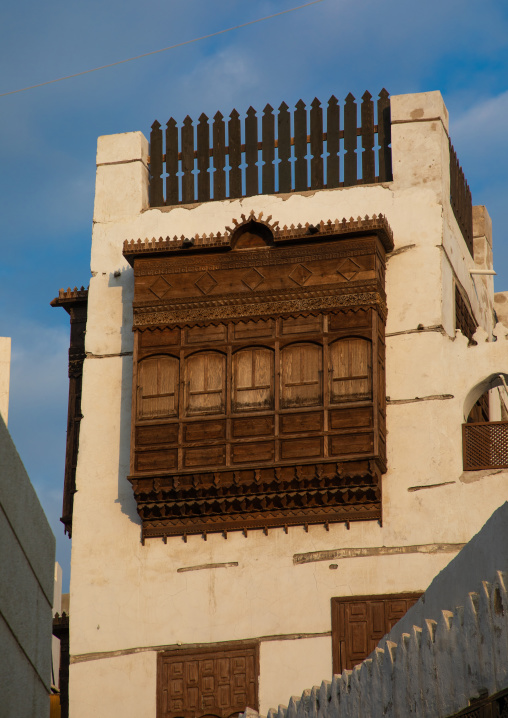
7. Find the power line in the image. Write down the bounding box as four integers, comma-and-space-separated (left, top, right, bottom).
0, 0, 326, 98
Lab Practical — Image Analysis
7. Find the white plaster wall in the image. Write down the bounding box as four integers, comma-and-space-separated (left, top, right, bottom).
0, 336, 11, 425
68, 91, 508, 717
0, 412, 55, 717
259, 637, 331, 711
70, 652, 156, 717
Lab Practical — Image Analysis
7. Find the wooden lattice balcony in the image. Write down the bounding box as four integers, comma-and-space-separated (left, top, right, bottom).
463, 421, 508, 471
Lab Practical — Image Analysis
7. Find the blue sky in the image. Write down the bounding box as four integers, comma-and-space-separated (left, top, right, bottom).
1, 0, 508, 591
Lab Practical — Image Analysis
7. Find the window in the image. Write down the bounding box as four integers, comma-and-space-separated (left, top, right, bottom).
330, 338, 371, 403
137, 355, 179, 419
185, 352, 226, 415
233, 348, 274, 412
157, 645, 259, 718
331, 593, 422, 674
280, 343, 322, 408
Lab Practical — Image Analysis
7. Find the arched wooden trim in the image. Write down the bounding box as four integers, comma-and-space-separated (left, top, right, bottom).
231, 219, 274, 249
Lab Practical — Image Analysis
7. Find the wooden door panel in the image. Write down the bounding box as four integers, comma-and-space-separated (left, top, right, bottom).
136, 449, 178, 472
136, 423, 179, 446
330, 432, 373, 456
231, 441, 274, 464
329, 407, 372, 430
184, 445, 226, 468
332, 593, 422, 674
280, 412, 323, 434
232, 416, 274, 438
184, 421, 226, 442
280, 437, 323, 460
158, 645, 259, 718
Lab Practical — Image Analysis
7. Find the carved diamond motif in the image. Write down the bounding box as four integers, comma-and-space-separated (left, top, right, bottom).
195, 271, 217, 295
289, 264, 312, 286
242, 267, 265, 291
336, 258, 361, 281
149, 275, 172, 299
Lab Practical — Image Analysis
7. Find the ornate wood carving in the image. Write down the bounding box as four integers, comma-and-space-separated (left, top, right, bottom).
124, 215, 392, 540
157, 644, 259, 718
51, 287, 88, 538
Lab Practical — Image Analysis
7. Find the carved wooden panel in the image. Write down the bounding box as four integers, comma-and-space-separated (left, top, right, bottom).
125, 216, 392, 540
158, 645, 259, 718
331, 593, 422, 674
50, 287, 88, 538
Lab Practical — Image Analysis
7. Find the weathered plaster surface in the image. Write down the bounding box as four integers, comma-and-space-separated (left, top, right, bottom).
0, 411, 55, 717
0, 336, 11, 425
70, 651, 156, 717
69, 91, 508, 717
244, 507, 508, 718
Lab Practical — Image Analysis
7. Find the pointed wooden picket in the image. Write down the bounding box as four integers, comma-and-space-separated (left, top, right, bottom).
377, 89, 392, 182
327, 96, 340, 188
245, 107, 258, 197
361, 91, 375, 184
310, 98, 323, 190
344, 93, 357, 187
181, 115, 194, 204
165, 118, 179, 206
278, 101, 291, 193
228, 109, 242, 199
294, 99, 307, 192
197, 113, 210, 202
262, 104, 275, 194
213, 111, 226, 200
150, 120, 163, 207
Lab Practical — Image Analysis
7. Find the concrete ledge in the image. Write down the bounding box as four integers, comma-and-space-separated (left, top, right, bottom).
391, 91, 449, 132
96, 131, 149, 167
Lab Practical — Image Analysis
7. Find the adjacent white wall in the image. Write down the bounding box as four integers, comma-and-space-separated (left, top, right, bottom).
0, 336, 11, 425
0, 411, 55, 717
69, 91, 508, 717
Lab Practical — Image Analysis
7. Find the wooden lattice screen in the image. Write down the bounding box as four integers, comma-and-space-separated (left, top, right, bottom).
455, 285, 477, 344
463, 421, 508, 470
449, 139, 473, 257
149, 90, 392, 207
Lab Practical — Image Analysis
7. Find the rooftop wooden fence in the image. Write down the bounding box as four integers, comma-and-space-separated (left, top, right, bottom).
149, 90, 392, 207
449, 139, 473, 256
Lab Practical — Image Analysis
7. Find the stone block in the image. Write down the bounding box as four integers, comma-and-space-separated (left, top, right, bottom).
96, 131, 149, 167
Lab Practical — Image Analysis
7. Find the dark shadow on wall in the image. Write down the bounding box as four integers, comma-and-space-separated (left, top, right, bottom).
108, 267, 140, 527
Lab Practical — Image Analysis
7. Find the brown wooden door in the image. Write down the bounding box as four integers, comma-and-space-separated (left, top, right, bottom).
331, 593, 422, 674
158, 645, 259, 718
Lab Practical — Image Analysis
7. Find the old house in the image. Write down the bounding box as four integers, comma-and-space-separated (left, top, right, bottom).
53, 90, 508, 717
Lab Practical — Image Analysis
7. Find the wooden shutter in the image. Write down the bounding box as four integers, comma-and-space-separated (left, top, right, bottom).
138, 356, 179, 419
331, 593, 422, 674
158, 645, 259, 718
280, 343, 322, 408
329, 338, 371, 403
233, 348, 274, 411
185, 352, 226, 415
